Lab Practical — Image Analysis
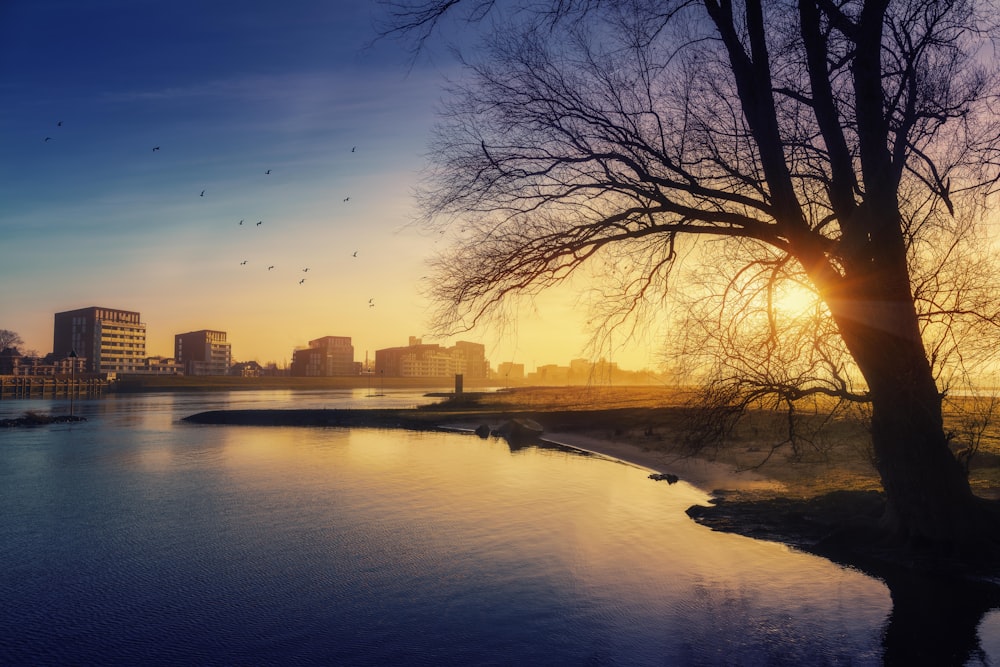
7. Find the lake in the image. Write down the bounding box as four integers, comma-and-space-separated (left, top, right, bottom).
1, 390, 997, 665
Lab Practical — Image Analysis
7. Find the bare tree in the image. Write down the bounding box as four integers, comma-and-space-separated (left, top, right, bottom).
0, 329, 24, 352
387, 0, 1000, 547
665, 202, 1000, 458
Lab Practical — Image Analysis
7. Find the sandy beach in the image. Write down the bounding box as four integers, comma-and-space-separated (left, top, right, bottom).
439, 418, 783, 495
539, 429, 784, 494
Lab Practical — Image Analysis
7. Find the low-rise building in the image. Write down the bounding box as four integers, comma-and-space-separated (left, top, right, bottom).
175, 330, 232, 376
290, 336, 356, 377
142, 356, 182, 375
495, 361, 526, 383
0, 348, 23, 375
231, 360, 264, 377
1, 349, 87, 377
375, 336, 489, 379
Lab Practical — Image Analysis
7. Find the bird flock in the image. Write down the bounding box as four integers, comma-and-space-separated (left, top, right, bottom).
204, 153, 361, 290
43, 121, 374, 307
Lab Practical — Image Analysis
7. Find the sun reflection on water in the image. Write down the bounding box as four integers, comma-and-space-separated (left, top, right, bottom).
206, 423, 892, 663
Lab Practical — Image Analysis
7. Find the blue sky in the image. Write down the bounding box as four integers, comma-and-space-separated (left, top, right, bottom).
0, 1, 657, 371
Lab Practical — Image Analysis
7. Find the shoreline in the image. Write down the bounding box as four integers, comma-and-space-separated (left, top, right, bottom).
181, 405, 1000, 580
183, 407, 782, 496
443, 422, 784, 495
538, 430, 785, 494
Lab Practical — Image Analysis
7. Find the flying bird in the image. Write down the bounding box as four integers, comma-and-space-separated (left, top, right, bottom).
268, 265, 275, 270
57, 121, 63, 127
352, 251, 358, 257
265, 169, 271, 174
343, 197, 350, 202
302, 268, 309, 272
44, 137, 52, 142
239, 220, 243, 225
241, 260, 248, 265
152, 146, 160, 151
200, 190, 205, 197
351, 146, 356, 152
256, 221, 262, 226
299, 278, 306, 284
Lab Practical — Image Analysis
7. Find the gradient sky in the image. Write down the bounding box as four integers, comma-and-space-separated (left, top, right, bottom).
1, 1, 661, 372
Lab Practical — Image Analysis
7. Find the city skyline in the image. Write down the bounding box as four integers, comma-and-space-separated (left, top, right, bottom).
1, 2, 664, 372
8, 302, 658, 376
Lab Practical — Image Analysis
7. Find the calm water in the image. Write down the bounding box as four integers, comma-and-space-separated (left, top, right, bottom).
1, 390, 997, 665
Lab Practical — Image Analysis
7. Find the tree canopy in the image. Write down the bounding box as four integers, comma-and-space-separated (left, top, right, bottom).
0, 329, 24, 352
386, 0, 1000, 547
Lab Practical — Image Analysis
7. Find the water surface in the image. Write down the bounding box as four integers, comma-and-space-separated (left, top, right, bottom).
0, 390, 985, 664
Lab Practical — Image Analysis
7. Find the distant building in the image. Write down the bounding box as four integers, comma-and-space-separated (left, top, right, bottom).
53, 306, 147, 374
259, 362, 287, 377
175, 330, 232, 376
495, 361, 525, 383
1, 349, 86, 377
0, 347, 86, 377
141, 356, 182, 375
290, 336, 356, 377
0, 348, 21, 375
231, 360, 264, 377
452, 341, 489, 379
375, 336, 489, 379
523, 358, 658, 385
569, 358, 620, 383
531, 363, 572, 385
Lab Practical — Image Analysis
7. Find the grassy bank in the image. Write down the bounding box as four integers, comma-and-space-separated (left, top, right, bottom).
425, 386, 1000, 501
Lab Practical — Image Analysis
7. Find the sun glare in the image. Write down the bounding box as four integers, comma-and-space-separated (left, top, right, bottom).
774, 283, 819, 317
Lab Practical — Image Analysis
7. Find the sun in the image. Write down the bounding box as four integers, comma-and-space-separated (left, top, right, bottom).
774, 282, 819, 317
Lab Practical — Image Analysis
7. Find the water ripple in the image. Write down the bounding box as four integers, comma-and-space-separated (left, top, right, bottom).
0, 391, 898, 665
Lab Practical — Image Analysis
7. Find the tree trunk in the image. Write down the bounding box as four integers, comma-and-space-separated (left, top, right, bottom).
828, 289, 987, 547
864, 340, 976, 544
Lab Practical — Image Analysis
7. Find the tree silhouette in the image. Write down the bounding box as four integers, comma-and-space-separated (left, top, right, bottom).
0, 329, 25, 352
387, 0, 1000, 548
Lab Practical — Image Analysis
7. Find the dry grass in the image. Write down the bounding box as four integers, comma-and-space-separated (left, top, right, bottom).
470, 386, 1000, 501
483, 385, 695, 410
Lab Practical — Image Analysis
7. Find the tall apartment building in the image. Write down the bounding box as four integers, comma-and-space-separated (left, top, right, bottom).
375, 336, 488, 379
290, 336, 355, 377
174, 330, 232, 376
53, 306, 147, 374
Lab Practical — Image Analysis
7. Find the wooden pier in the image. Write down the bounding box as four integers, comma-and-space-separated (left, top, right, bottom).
0, 376, 106, 400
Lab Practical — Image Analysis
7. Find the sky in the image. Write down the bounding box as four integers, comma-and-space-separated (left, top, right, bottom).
0, 1, 663, 372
